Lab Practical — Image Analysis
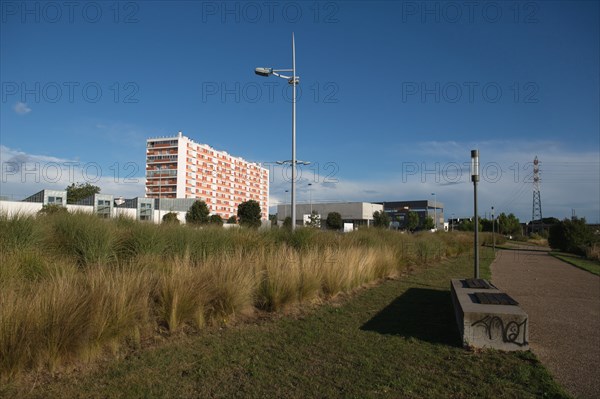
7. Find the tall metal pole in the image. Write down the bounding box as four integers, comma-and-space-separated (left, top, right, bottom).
284, 190, 289, 221
291, 33, 297, 231
432, 193, 437, 231
308, 183, 313, 214
472, 150, 480, 279
158, 170, 162, 223
492, 206, 496, 253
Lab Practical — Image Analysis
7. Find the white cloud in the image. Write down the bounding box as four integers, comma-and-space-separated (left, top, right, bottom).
0, 146, 144, 200
13, 102, 31, 115
2, 142, 597, 223
269, 140, 600, 223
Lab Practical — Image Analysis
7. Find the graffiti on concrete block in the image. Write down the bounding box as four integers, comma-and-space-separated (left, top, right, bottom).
472, 316, 528, 346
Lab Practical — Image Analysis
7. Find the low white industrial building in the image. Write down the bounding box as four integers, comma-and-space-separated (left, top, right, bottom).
0, 189, 203, 224
276, 202, 383, 228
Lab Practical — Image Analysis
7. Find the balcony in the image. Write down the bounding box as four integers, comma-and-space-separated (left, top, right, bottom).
147, 157, 176, 161
146, 179, 177, 186
147, 140, 178, 149
146, 187, 177, 194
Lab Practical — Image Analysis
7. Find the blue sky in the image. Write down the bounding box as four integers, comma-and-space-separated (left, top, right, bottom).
1, 0, 599, 222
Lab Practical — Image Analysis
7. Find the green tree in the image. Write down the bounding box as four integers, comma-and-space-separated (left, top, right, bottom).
66, 182, 100, 204
326, 212, 343, 230
162, 212, 180, 224
209, 214, 223, 226
306, 210, 321, 228
283, 216, 293, 230
542, 217, 560, 225
237, 200, 262, 229
480, 218, 493, 232
227, 216, 237, 224
548, 217, 596, 256
421, 216, 435, 230
458, 219, 483, 232
373, 211, 391, 228
407, 211, 419, 232
497, 213, 522, 235
186, 200, 210, 225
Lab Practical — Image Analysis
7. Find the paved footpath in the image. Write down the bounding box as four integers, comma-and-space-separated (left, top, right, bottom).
491, 248, 600, 399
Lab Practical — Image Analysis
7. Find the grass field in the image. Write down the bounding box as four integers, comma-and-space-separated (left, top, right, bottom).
550, 252, 600, 276
1, 241, 569, 398
1, 212, 476, 380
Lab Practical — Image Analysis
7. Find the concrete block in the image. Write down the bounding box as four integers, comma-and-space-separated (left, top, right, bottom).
451, 279, 529, 351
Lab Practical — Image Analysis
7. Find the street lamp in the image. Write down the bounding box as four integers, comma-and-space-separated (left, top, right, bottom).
491, 206, 495, 253
284, 189, 289, 220
255, 33, 300, 229
471, 149, 480, 279
157, 166, 163, 223
451, 212, 455, 232
308, 183, 313, 214
431, 192, 437, 231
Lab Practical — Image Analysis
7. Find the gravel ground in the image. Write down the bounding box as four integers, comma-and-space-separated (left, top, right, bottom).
491, 248, 600, 399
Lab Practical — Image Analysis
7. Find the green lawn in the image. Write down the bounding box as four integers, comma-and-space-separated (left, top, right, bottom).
550, 252, 600, 276
2, 248, 569, 399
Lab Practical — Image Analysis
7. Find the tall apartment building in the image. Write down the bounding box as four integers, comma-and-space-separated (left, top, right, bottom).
145, 132, 269, 220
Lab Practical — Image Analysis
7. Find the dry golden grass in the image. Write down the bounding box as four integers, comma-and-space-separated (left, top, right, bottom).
0, 212, 473, 379
586, 243, 600, 261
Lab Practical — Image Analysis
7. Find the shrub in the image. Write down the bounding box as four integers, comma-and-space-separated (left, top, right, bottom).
186, 200, 209, 225
283, 216, 293, 230
50, 212, 116, 267
255, 247, 301, 311
237, 200, 262, 229
0, 213, 40, 253
162, 212, 180, 224
116, 222, 166, 260
372, 211, 390, 228
326, 212, 342, 230
549, 218, 596, 256
209, 214, 223, 227
156, 255, 209, 332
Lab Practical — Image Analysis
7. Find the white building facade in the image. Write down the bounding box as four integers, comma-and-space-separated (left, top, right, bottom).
277, 202, 384, 227
145, 132, 269, 220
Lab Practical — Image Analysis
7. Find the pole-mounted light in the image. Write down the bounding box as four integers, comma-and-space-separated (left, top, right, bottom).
492, 205, 495, 253
255, 33, 299, 230
471, 149, 480, 278
431, 192, 437, 231
254, 67, 273, 77
471, 150, 479, 182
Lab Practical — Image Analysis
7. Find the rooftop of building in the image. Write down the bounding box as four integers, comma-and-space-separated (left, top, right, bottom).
147, 131, 267, 170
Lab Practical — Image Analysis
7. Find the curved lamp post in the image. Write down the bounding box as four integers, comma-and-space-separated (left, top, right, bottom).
256, 33, 300, 229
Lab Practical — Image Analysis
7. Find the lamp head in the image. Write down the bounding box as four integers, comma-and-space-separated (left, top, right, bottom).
471, 149, 480, 182
255, 67, 273, 77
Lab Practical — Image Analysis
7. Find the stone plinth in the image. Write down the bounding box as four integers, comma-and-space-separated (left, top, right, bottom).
451, 279, 529, 351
